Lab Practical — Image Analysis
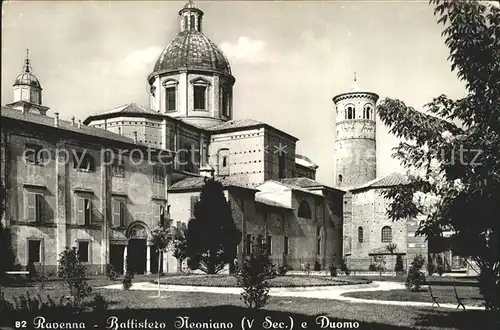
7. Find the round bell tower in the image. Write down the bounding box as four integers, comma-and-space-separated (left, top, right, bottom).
333, 75, 379, 189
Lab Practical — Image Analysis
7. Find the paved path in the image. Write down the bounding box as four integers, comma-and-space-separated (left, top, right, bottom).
100, 281, 485, 310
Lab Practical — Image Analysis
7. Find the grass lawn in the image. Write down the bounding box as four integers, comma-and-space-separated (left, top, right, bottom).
157, 274, 370, 287
343, 285, 484, 306
1, 276, 497, 330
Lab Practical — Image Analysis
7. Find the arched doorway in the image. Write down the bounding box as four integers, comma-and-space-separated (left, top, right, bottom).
127, 223, 149, 275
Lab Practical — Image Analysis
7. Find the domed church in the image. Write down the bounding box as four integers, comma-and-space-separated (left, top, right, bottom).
1, 1, 427, 275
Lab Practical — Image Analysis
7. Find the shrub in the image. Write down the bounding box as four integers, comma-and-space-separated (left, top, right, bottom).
35, 265, 48, 289
57, 247, 92, 307
26, 262, 37, 281
237, 241, 273, 309
9, 292, 76, 318
314, 261, 321, 271
427, 257, 436, 275
406, 255, 426, 292
303, 262, 311, 275
340, 258, 350, 276
122, 257, 134, 290
90, 293, 108, 313
436, 255, 445, 276
369, 263, 377, 271
375, 256, 386, 276
329, 265, 337, 277
395, 255, 404, 272
277, 264, 288, 276
105, 264, 118, 281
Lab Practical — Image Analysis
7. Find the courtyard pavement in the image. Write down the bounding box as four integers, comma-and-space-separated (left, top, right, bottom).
100, 281, 485, 310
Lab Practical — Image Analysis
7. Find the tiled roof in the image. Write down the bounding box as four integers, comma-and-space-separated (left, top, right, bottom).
1, 106, 147, 146
207, 118, 299, 141
263, 180, 323, 196
351, 172, 409, 192
280, 177, 323, 188
152, 30, 231, 77
169, 175, 257, 191
255, 195, 293, 210
88, 103, 159, 118
206, 118, 265, 131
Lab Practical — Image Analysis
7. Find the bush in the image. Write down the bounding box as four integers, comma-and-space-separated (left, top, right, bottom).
395, 255, 404, 272
369, 263, 377, 271
9, 292, 77, 317
329, 265, 337, 277
57, 247, 92, 307
303, 262, 311, 275
90, 293, 108, 313
122, 257, 134, 290
340, 258, 350, 276
105, 264, 118, 281
406, 255, 426, 292
314, 261, 321, 271
35, 265, 48, 289
436, 255, 445, 276
277, 264, 288, 276
237, 241, 273, 309
26, 262, 37, 281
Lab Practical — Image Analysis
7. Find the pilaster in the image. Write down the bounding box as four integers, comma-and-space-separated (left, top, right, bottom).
55, 142, 68, 271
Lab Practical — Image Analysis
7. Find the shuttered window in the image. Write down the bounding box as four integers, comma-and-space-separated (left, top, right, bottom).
112, 199, 124, 227
153, 204, 165, 227
26, 193, 43, 223
77, 197, 92, 226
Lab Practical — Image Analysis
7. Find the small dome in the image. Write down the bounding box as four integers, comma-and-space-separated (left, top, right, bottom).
14, 72, 41, 89
152, 30, 232, 77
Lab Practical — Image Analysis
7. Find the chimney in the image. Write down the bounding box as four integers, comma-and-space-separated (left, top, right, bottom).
133, 131, 138, 143
54, 112, 59, 127
78, 120, 82, 129
71, 116, 75, 127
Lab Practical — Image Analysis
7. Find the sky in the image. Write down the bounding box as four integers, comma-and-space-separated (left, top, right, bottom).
1, 0, 467, 186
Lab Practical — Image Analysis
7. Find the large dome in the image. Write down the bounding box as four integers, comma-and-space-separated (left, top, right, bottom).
152, 30, 231, 77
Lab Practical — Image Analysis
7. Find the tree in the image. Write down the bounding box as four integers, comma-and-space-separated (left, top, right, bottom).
237, 239, 274, 309
150, 224, 172, 296
406, 255, 426, 292
378, 1, 500, 311
186, 178, 242, 274
57, 247, 92, 307
172, 223, 188, 272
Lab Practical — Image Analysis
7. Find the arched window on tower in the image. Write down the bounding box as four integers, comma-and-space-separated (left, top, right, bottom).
190, 15, 195, 30
345, 105, 355, 120
298, 201, 312, 219
363, 104, 372, 119
358, 227, 364, 243
220, 85, 230, 117
338, 174, 343, 183
381, 226, 392, 243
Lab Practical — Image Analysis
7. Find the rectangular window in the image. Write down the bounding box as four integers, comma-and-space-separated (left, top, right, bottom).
77, 197, 92, 226
73, 151, 94, 172
194, 85, 206, 110
112, 158, 125, 177
166, 87, 176, 111
25, 144, 44, 165
153, 165, 165, 183
26, 193, 43, 223
284, 236, 289, 255
278, 154, 285, 179
266, 235, 272, 255
153, 204, 166, 227
112, 199, 125, 227
78, 241, 90, 263
245, 234, 252, 255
